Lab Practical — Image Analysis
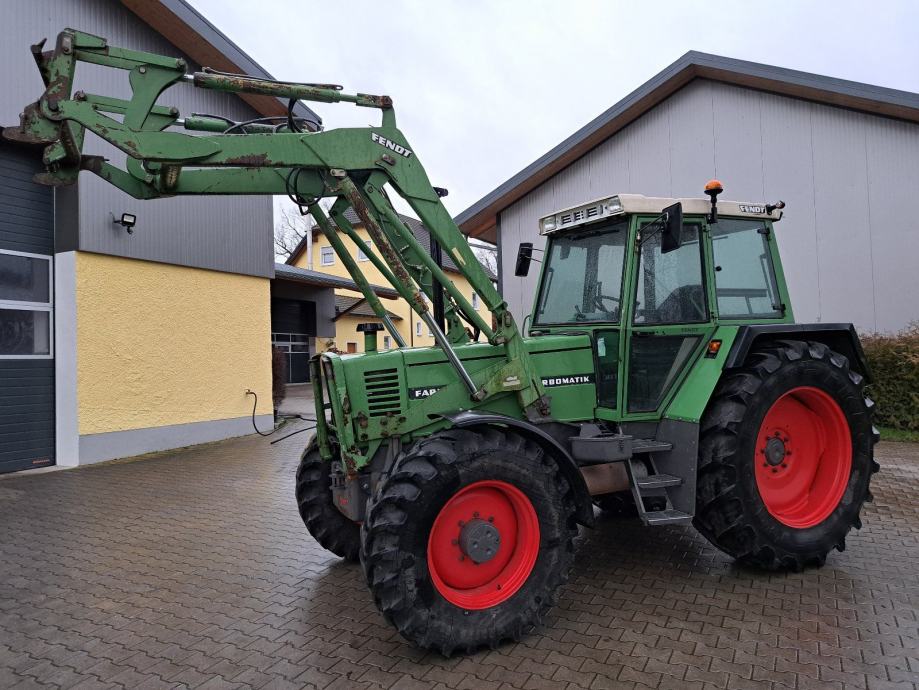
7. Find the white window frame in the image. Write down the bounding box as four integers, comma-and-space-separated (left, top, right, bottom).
320, 246, 335, 266
357, 241, 373, 262
0, 249, 54, 360
416, 321, 422, 337
472, 292, 480, 310
382, 335, 391, 350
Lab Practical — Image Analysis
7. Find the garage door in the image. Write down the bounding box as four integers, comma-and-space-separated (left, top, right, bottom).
0, 142, 54, 473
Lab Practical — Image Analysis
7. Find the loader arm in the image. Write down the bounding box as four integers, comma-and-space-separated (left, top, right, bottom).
3, 28, 548, 418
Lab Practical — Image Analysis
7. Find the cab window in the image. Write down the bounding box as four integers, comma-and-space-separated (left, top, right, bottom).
535, 219, 628, 325
711, 219, 782, 318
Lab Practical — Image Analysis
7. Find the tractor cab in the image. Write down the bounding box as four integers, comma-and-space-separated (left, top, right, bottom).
517, 187, 791, 418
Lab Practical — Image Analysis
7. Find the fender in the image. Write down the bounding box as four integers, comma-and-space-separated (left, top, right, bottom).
725, 323, 871, 382
442, 411, 595, 527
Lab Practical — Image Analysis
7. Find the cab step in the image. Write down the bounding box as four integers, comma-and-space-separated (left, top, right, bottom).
570, 431, 673, 465
643, 508, 693, 525
636, 473, 682, 490
625, 458, 692, 527
631, 439, 673, 454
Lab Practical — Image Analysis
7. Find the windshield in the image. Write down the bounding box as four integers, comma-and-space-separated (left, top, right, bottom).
535, 219, 628, 325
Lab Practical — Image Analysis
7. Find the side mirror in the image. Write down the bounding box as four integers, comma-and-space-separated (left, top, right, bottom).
515, 242, 534, 276
660, 202, 684, 254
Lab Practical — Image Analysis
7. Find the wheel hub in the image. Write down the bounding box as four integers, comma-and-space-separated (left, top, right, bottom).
459, 518, 501, 564
764, 436, 787, 466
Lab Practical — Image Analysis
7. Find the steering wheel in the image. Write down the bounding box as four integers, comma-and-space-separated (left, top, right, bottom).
595, 293, 620, 311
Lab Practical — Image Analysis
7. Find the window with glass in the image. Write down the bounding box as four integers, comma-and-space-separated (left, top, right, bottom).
320, 246, 335, 266
357, 241, 373, 262
633, 224, 706, 325
535, 219, 628, 325
0, 251, 53, 358
472, 292, 479, 310
711, 219, 782, 318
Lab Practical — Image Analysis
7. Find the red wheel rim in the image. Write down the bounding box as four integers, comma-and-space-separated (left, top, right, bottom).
754, 386, 852, 528
427, 480, 540, 609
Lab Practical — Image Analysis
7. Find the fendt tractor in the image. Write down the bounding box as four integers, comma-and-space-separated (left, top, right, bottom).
5, 30, 879, 655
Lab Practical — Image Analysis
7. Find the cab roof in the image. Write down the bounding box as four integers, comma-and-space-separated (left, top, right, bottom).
540, 193, 782, 235
613, 194, 781, 220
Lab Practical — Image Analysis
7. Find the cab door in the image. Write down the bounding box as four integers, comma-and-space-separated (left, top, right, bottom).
621, 219, 714, 418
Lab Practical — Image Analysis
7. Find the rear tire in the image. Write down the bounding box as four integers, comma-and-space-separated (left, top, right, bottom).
295, 439, 361, 562
360, 428, 577, 655
694, 340, 879, 571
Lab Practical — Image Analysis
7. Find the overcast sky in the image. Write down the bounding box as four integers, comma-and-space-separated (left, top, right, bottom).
190, 0, 919, 224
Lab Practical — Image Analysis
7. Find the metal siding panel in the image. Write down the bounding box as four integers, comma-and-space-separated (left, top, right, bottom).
625, 105, 672, 196
810, 108, 876, 332
864, 118, 919, 333
668, 81, 716, 198
759, 93, 822, 324
1, 0, 273, 278
0, 146, 55, 473
586, 134, 630, 199
711, 83, 765, 201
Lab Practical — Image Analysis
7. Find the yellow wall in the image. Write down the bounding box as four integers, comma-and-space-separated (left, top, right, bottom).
75, 252, 273, 435
295, 227, 488, 352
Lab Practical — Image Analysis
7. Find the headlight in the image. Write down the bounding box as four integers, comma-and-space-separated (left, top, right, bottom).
540, 216, 557, 234
604, 197, 622, 214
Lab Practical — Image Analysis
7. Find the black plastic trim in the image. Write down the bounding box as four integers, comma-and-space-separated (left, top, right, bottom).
725, 323, 871, 382
442, 411, 595, 527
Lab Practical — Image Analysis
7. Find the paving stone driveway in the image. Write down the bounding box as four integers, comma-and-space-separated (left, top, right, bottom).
1, 428, 918, 690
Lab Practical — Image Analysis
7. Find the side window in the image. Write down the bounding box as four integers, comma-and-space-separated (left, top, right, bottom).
594, 330, 620, 409
0, 251, 53, 358
320, 246, 335, 266
711, 220, 782, 318
628, 335, 702, 412
633, 225, 706, 325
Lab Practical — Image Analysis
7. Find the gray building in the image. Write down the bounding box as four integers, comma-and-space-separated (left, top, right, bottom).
457, 52, 919, 335
0, 0, 348, 473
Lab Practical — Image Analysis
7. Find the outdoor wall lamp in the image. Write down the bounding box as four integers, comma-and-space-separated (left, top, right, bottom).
112, 212, 137, 234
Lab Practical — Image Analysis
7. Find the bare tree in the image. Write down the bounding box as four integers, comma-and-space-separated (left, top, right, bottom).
469, 238, 498, 277
275, 203, 311, 263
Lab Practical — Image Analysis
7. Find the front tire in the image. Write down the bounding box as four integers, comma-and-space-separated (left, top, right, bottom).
295, 439, 361, 561
360, 428, 577, 655
694, 340, 879, 570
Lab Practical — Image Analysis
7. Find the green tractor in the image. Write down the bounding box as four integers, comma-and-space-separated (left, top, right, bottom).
6, 29, 878, 656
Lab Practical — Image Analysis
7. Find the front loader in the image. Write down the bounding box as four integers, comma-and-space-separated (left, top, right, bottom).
4, 29, 879, 655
